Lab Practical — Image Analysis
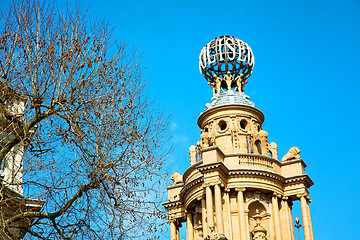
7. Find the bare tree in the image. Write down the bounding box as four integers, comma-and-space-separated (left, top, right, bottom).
0, 0, 169, 239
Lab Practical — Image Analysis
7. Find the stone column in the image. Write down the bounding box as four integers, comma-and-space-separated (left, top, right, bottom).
206, 185, 214, 231
269, 200, 276, 240
201, 197, 208, 237
224, 189, 233, 240
236, 187, 247, 240
307, 198, 314, 240
298, 194, 312, 240
272, 193, 282, 240
288, 202, 295, 240
176, 226, 180, 240
187, 211, 194, 240
214, 184, 224, 235
170, 220, 177, 240
280, 197, 293, 240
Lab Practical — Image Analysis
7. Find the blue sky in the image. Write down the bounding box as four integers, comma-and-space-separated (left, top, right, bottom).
2, 0, 360, 239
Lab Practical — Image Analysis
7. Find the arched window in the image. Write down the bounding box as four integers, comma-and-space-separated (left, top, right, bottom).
255, 140, 262, 154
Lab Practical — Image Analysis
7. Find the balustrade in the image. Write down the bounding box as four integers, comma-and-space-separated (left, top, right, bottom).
238, 153, 277, 170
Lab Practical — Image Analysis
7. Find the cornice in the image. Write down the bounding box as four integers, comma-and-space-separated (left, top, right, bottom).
183, 160, 203, 182
166, 184, 184, 190
197, 162, 229, 175
179, 176, 204, 196
228, 169, 285, 183
162, 200, 183, 210
285, 174, 314, 188
281, 158, 307, 167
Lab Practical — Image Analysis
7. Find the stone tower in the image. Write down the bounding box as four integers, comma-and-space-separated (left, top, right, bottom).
163, 36, 314, 240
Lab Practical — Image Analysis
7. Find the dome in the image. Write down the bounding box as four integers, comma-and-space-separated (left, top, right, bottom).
202, 90, 255, 113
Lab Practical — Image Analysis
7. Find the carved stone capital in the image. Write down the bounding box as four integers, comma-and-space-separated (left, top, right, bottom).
212, 180, 222, 186
235, 187, 246, 192
224, 187, 231, 193
168, 218, 178, 224
282, 196, 289, 201
296, 192, 308, 199
273, 192, 282, 198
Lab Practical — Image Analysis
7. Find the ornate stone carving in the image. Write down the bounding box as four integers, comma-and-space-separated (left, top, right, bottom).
195, 225, 204, 240
258, 130, 268, 139
260, 194, 271, 205
235, 187, 246, 192
213, 74, 222, 94
170, 172, 183, 185
281, 147, 301, 162
296, 192, 308, 198
235, 74, 244, 92
208, 80, 217, 96
205, 226, 226, 240
244, 191, 254, 201
240, 77, 248, 93
244, 191, 271, 205
269, 142, 278, 159
189, 145, 197, 165
251, 209, 268, 240
253, 230, 267, 240
247, 134, 254, 153
201, 130, 215, 148
224, 71, 234, 90
273, 192, 282, 199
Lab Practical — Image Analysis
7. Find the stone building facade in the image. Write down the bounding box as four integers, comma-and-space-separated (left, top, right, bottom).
0, 88, 43, 239
163, 36, 314, 240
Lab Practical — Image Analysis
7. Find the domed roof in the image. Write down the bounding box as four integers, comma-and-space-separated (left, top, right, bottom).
202, 90, 255, 113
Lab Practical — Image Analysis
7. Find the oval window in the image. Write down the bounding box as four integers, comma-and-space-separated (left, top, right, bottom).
218, 120, 227, 131
240, 119, 247, 130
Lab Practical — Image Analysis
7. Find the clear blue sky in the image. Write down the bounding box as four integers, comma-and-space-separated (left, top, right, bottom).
2, 0, 359, 239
